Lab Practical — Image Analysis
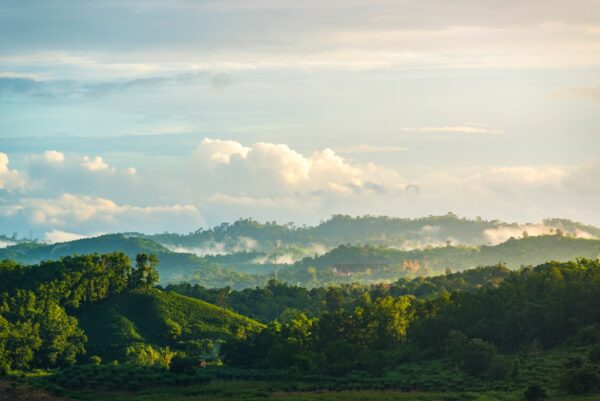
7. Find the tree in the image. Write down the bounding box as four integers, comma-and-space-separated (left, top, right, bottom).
130, 254, 160, 288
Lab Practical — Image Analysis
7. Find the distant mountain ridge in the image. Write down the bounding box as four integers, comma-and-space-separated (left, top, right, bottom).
142, 213, 600, 253
2, 214, 599, 288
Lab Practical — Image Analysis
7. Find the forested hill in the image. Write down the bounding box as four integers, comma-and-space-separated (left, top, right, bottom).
0, 253, 262, 372
144, 214, 600, 252
290, 235, 600, 273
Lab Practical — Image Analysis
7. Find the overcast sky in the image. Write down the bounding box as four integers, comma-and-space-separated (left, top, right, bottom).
1, 0, 599, 241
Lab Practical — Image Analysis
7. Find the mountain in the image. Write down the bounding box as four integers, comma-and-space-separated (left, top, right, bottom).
76, 287, 263, 362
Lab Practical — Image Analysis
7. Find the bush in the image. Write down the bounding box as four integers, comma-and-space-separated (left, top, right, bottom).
561, 362, 600, 394
523, 383, 548, 401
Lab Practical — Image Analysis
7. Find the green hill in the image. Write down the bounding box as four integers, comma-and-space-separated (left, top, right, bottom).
75, 288, 263, 362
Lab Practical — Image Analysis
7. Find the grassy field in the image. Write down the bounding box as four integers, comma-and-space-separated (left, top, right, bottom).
46, 381, 600, 401
4, 378, 600, 401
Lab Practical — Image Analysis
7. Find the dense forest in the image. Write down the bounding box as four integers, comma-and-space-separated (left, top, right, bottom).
0, 253, 260, 373
1, 252, 600, 400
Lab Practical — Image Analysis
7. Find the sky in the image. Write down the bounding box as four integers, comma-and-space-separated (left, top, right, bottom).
1, 0, 600, 241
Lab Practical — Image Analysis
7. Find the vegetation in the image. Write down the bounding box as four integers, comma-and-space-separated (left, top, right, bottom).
220, 259, 600, 397
1, 250, 600, 400
0, 253, 260, 373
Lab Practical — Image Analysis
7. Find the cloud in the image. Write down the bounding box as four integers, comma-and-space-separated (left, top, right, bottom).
25, 151, 138, 199
41, 150, 65, 164
0, 152, 26, 191
2, 141, 600, 235
82, 156, 110, 171
0, 193, 206, 238
191, 138, 406, 197
402, 125, 501, 135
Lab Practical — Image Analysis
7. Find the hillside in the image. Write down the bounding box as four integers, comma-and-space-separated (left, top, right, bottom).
76, 288, 263, 361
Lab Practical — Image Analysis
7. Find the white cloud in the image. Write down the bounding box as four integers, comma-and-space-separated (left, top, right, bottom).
193, 138, 251, 166
82, 156, 110, 171
0, 193, 206, 237
42, 150, 65, 164
2, 142, 600, 234
0, 152, 26, 191
24, 151, 139, 200
191, 138, 405, 197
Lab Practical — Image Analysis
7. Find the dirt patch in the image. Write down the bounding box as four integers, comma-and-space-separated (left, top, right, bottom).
0, 380, 70, 401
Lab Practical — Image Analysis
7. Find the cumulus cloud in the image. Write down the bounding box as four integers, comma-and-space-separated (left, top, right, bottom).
0, 152, 26, 191
191, 138, 406, 197
82, 156, 110, 171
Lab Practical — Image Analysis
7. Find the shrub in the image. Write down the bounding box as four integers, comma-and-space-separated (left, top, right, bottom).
523, 383, 548, 401
561, 362, 600, 394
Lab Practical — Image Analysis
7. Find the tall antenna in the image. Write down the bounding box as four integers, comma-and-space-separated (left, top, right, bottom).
274, 240, 279, 282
